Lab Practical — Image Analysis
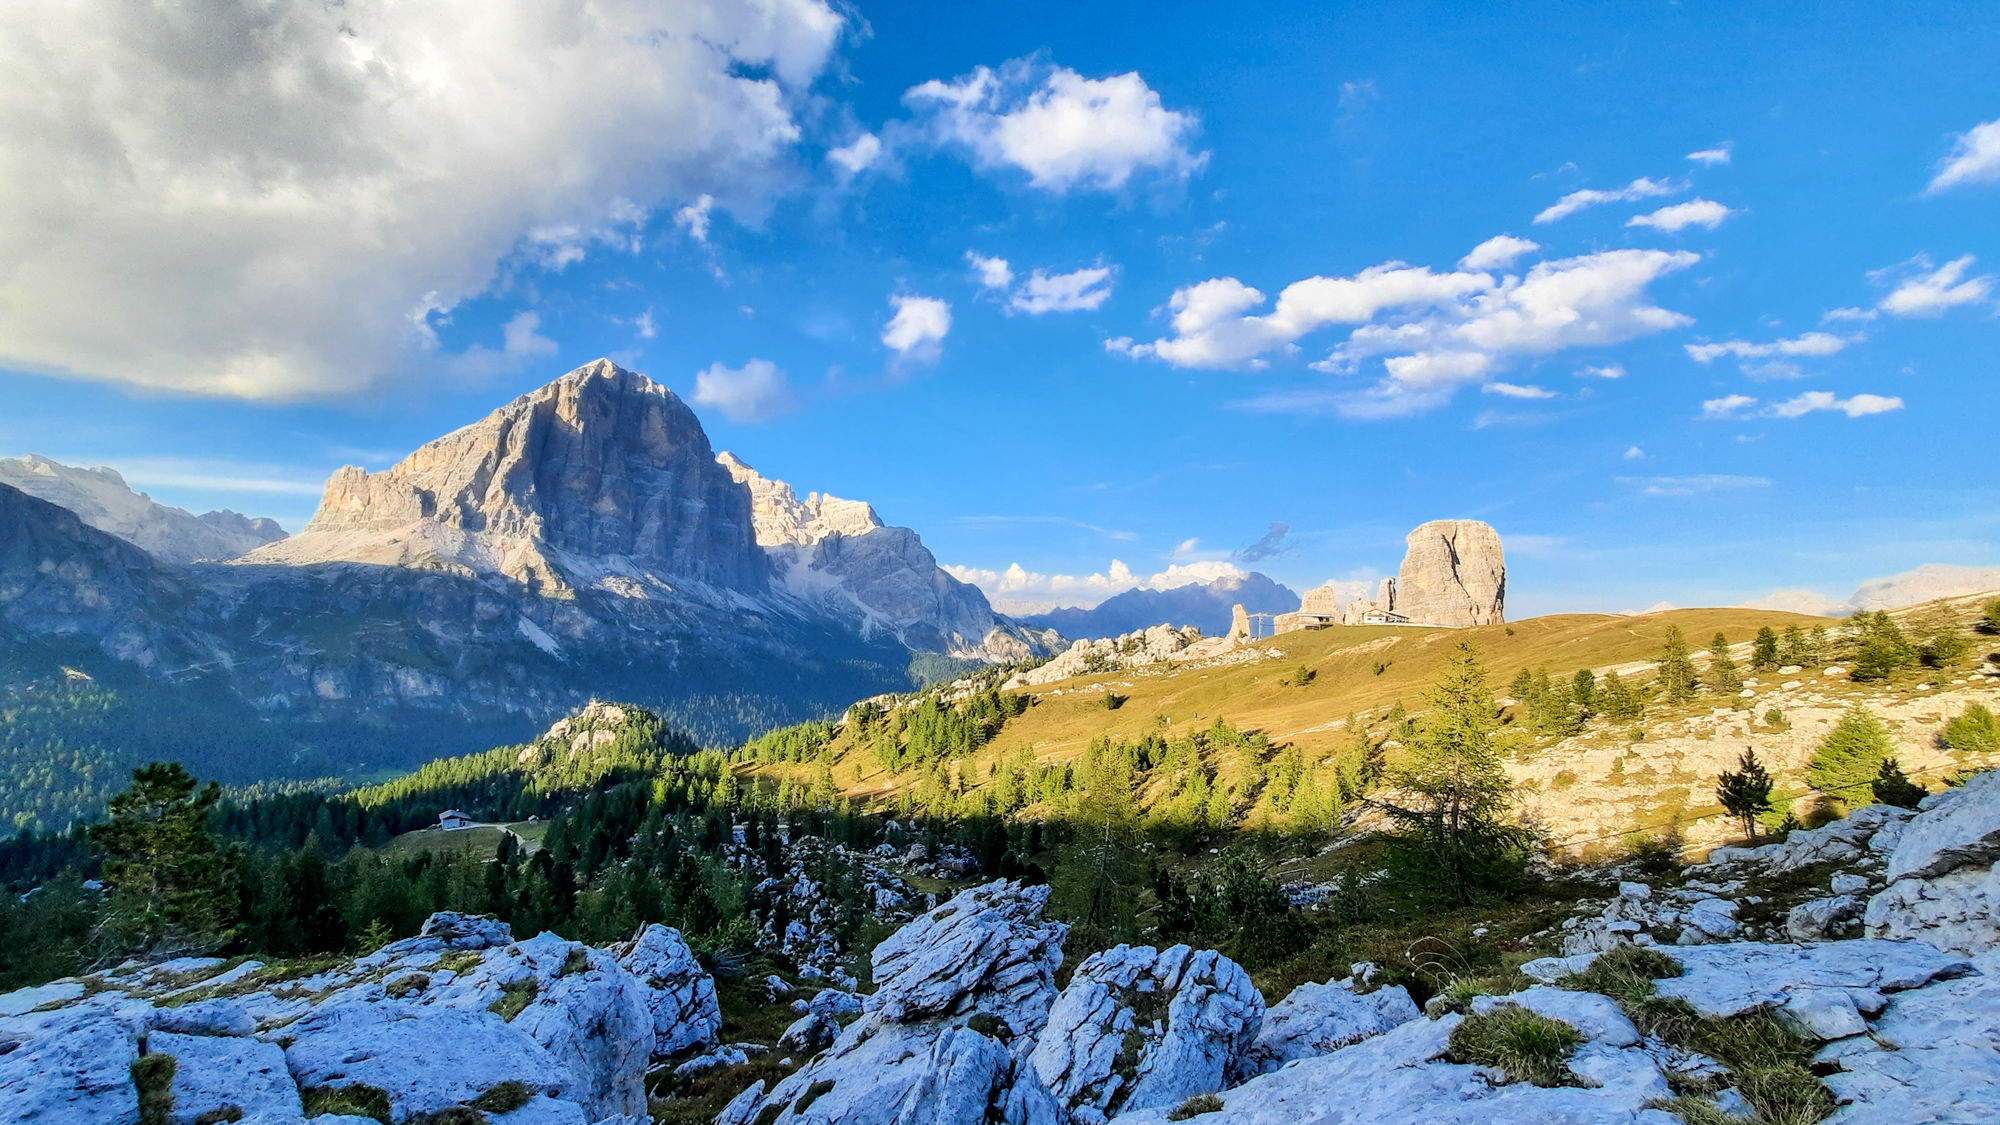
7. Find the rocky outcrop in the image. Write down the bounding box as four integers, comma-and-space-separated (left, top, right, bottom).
1029, 944, 1264, 1119
616, 923, 722, 1057
1867, 771, 2000, 956
248, 361, 766, 592
1393, 520, 1505, 627
719, 453, 1052, 661
0, 913, 656, 1125
717, 881, 1069, 1125
0, 454, 286, 563
1233, 973, 1419, 1079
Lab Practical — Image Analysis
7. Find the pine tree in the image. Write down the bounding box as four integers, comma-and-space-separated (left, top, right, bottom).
1376, 640, 1527, 905
1571, 669, 1597, 711
1707, 633, 1743, 694
1657, 626, 1698, 703
1778, 624, 1809, 667
92, 763, 235, 955
1913, 604, 1970, 667
1597, 671, 1643, 721
1808, 703, 1896, 805
1716, 750, 1774, 839
1871, 758, 1926, 809
1752, 627, 1781, 671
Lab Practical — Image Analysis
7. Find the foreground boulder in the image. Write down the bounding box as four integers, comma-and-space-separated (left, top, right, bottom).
717, 880, 1069, 1125
1867, 770, 2000, 956
1029, 944, 1264, 1119
0, 912, 677, 1125
615, 922, 723, 1057
1232, 973, 1420, 1079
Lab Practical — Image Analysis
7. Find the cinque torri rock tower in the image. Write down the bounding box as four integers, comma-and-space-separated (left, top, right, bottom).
249, 359, 766, 592
1395, 518, 1505, 626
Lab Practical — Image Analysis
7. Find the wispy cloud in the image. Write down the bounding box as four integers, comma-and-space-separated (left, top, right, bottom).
1533, 176, 1683, 224
1627, 198, 1737, 232
1927, 117, 2000, 194
1618, 474, 1770, 496
955, 514, 1139, 541
1232, 521, 1291, 562
1687, 146, 1732, 165
943, 558, 1244, 613
1701, 391, 1904, 420
1873, 254, 1994, 317
1685, 332, 1856, 363
882, 294, 952, 362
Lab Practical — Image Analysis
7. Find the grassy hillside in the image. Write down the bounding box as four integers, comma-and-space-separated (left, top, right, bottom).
740, 600, 2000, 853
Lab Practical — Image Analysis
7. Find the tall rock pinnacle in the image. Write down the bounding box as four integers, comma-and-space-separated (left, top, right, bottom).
1394, 519, 1505, 627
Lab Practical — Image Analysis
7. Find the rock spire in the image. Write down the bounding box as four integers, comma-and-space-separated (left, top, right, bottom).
1393, 519, 1505, 627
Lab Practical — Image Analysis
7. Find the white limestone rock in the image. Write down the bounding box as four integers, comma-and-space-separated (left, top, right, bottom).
615, 923, 722, 1057
1787, 894, 1866, 942
281, 1003, 575, 1121
418, 911, 515, 950
1627, 940, 1967, 1026
1114, 1011, 1677, 1125
1232, 978, 1418, 1079
149, 998, 258, 1038
1678, 898, 1741, 943
146, 1031, 301, 1125
0, 1008, 140, 1125
868, 880, 1068, 1038
1865, 865, 2000, 957
1885, 770, 2000, 883
779, 1010, 839, 1055
1029, 944, 1264, 1117
1822, 967, 2000, 1124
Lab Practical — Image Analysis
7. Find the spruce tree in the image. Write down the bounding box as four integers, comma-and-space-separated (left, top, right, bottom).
1657, 626, 1698, 703
1808, 703, 1896, 805
1572, 669, 1597, 711
1778, 625, 1808, 667
1752, 627, 1780, 671
1377, 640, 1527, 905
1707, 632, 1743, 694
1716, 749, 1774, 839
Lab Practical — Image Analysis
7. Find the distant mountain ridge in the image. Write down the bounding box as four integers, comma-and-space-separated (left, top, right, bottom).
0, 454, 286, 564
1020, 571, 1300, 639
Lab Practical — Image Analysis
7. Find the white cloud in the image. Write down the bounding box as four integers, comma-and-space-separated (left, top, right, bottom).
1533, 176, 1683, 224
1702, 390, 1903, 420
1012, 266, 1116, 314
943, 558, 1246, 613
828, 132, 884, 176
967, 252, 1015, 290
1459, 235, 1540, 271
1136, 247, 1698, 418
904, 59, 1205, 192
691, 358, 799, 424
1874, 254, 1994, 317
1578, 363, 1626, 379
1821, 307, 1878, 324
1927, 118, 2000, 194
1623, 446, 1645, 460
445, 310, 559, 382
1765, 391, 1904, 419
1687, 147, 1732, 166
1685, 331, 1856, 363
674, 195, 716, 245
1627, 197, 1737, 232
882, 295, 952, 362
1702, 394, 1759, 419
634, 309, 658, 339
1484, 381, 1557, 399
0, 0, 845, 400
1619, 474, 1769, 496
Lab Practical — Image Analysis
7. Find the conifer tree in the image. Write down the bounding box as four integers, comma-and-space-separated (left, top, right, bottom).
1571, 669, 1597, 711
1716, 750, 1773, 839
1657, 626, 1698, 703
1707, 633, 1743, 694
1376, 640, 1526, 905
92, 763, 235, 955
1808, 703, 1896, 804
1870, 758, 1926, 809
1778, 624, 1809, 666
1752, 626, 1781, 671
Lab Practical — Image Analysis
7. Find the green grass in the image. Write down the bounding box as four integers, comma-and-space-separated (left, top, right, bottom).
1446, 1006, 1586, 1087
1168, 1093, 1226, 1119
300, 1084, 392, 1124
133, 1054, 177, 1125
487, 977, 537, 1021
468, 1081, 534, 1114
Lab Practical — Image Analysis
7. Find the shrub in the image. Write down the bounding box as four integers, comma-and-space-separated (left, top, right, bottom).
1101, 691, 1127, 711
1942, 703, 2000, 755
1167, 1093, 1225, 1120
1807, 704, 1895, 805
1290, 665, 1317, 687
1983, 599, 2000, 635
1871, 758, 1926, 809
1446, 1006, 1585, 1087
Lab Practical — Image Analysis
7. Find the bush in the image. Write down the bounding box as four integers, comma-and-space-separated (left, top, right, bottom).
1942, 703, 2000, 755
1982, 599, 2000, 635
1807, 703, 1895, 805
1446, 1006, 1586, 1087
1101, 691, 1127, 711
1290, 665, 1316, 687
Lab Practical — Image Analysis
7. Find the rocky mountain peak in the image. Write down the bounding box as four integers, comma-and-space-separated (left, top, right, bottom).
0, 453, 286, 564
1395, 518, 1506, 627
717, 452, 883, 546
247, 359, 766, 591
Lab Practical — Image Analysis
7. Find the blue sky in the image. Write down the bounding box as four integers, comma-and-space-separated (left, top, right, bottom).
1, 0, 1996, 617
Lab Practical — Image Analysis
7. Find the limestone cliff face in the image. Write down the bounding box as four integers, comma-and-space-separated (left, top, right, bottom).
250, 361, 765, 593
0, 455, 286, 564
1394, 519, 1505, 627
0, 482, 196, 667
717, 453, 1047, 661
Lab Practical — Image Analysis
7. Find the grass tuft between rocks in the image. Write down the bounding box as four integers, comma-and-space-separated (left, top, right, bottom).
487, 977, 538, 1021
467, 1081, 534, 1114
1445, 1006, 1586, 1087
1168, 1092, 1226, 1119
1647, 1095, 1756, 1125
132, 1054, 177, 1125
301, 1083, 393, 1124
